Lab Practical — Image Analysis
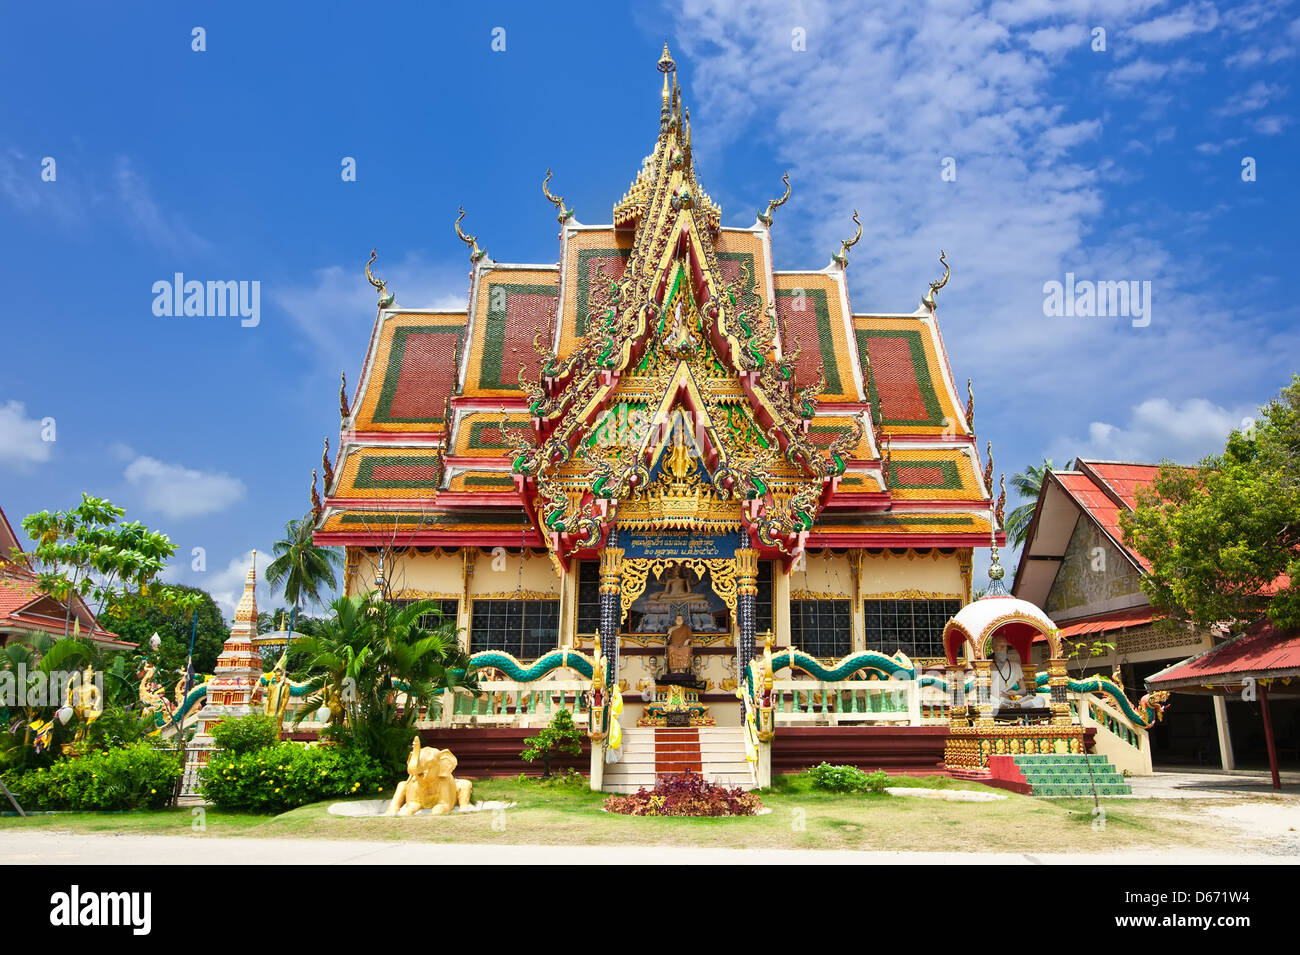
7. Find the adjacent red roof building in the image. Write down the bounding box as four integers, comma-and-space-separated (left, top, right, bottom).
1147, 618, 1300, 692
0, 504, 132, 649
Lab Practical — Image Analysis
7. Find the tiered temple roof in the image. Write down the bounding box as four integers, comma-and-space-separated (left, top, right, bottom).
315, 47, 998, 563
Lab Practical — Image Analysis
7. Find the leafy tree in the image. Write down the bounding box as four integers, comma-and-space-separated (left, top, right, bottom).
1005, 459, 1054, 550
265, 515, 343, 616
521, 709, 583, 778
1121, 377, 1300, 632
99, 584, 226, 675
15, 494, 182, 638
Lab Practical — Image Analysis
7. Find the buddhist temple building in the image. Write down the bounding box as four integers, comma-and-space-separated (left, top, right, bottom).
313, 47, 1000, 730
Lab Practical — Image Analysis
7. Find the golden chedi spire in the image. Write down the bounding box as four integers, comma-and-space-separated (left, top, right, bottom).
233, 550, 258, 628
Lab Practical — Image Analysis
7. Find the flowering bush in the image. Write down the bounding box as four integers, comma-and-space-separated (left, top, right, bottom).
198, 742, 386, 813
207, 714, 279, 757
3, 742, 181, 811
803, 762, 889, 794
604, 772, 762, 817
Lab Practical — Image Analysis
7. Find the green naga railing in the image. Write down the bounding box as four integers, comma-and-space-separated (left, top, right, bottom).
432, 648, 597, 729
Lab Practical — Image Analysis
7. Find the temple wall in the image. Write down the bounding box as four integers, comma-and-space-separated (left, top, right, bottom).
346, 546, 969, 666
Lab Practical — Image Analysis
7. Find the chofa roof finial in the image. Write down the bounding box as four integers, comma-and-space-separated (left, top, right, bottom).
322, 436, 335, 491
921, 250, 949, 310
758, 172, 791, 227
339, 371, 350, 422
832, 210, 862, 267
455, 207, 487, 263
310, 468, 322, 521
365, 249, 395, 308
542, 168, 575, 223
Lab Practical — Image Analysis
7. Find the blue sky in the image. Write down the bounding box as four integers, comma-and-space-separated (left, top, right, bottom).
2, 0, 1297, 618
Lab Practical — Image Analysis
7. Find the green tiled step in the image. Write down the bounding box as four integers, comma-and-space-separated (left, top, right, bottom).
1012, 755, 1112, 768
1031, 782, 1132, 797
1019, 771, 1127, 786
1011, 754, 1131, 796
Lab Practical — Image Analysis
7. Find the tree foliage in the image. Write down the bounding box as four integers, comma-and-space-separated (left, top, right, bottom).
521, 708, 583, 777
100, 584, 226, 675
265, 515, 343, 612
15, 494, 183, 637
1121, 377, 1300, 632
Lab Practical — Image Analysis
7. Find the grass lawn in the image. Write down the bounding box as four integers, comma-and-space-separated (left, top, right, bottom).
0, 773, 1270, 853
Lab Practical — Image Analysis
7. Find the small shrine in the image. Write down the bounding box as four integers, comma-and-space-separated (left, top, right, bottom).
941, 537, 1083, 769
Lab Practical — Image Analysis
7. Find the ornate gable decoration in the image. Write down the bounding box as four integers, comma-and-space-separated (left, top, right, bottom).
506, 46, 863, 561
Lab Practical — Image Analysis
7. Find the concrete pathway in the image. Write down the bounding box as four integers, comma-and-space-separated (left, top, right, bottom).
1128, 769, 1300, 799
0, 830, 1295, 865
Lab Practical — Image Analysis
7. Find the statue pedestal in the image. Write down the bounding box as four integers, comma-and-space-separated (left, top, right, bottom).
638, 682, 715, 727
944, 724, 1087, 769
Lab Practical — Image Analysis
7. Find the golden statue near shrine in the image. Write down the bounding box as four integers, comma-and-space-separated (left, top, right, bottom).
60, 665, 104, 755
385, 739, 473, 816
263, 650, 293, 730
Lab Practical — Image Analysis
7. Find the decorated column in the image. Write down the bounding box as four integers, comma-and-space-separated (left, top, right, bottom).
735, 540, 759, 670
1047, 655, 1072, 725
598, 528, 623, 684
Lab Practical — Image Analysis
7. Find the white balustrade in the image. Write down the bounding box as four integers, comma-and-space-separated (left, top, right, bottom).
772, 678, 923, 726
426, 679, 592, 729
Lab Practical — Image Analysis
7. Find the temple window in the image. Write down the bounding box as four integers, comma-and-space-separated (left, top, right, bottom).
576, 560, 601, 639
790, 599, 852, 658
391, 598, 459, 632
469, 599, 561, 658
754, 561, 774, 637
862, 598, 962, 659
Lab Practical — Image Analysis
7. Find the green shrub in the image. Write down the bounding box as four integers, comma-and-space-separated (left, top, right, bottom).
198, 742, 386, 813
803, 762, 890, 794
521, 709, 584, 777
208, 714, 280, 756
3, 742, 182, 811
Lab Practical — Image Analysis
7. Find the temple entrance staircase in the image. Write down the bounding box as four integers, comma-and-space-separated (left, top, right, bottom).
601, 727, 754, 793
985, 753, 1132, 797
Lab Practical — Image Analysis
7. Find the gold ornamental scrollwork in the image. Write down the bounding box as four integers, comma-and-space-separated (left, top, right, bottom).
618, 557, 740, 623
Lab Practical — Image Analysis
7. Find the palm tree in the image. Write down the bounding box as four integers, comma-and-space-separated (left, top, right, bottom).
289, 593, 476, 774
1005, 459, 1054, 550
265, 515, 343, 619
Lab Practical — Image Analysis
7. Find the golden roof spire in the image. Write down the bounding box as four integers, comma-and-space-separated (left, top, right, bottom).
234, 550, 258, 625
658, 42, 675, 133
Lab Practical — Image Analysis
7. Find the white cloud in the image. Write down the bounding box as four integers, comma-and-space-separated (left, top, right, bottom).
1057, 397, 1257, 464
1024, 24, 1089, 55
1216, 81, 1287, 115
1128, 2, 1220, 44
123, 454, 245, 519
1194, 137, 1244, 154
0, 400, 52, 470
1107, 56, 1203, 88
1251, 114, 1290, 134
112, 157, 209, 254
